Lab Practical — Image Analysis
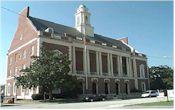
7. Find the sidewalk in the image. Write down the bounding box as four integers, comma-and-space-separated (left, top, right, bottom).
1, 97, 173, 109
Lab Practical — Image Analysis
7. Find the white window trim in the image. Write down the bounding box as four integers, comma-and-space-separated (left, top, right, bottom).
20, 34, 23, 40
139, 64, 145, 78
23, 50, 27, 59
15, 67, 18, 76
9, 57, 12, 65
31, 46, 35, 56
13, 83, 16, 96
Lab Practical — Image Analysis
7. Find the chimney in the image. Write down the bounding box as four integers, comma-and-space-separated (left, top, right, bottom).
118, 37, 128, 44
20, 6, 30, 17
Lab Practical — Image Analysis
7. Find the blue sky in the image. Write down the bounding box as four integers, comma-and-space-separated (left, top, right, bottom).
0, 1, 173, 85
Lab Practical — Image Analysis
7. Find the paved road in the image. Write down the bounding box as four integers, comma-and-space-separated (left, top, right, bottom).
1, 97, 173, 109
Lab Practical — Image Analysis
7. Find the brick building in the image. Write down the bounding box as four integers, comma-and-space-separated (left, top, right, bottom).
6, 5, 149, 99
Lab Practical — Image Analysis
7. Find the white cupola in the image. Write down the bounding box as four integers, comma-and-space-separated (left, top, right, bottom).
75, 5, 94, 37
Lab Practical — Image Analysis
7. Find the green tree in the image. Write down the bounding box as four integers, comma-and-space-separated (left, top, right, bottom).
149, 65, 173, 90
16, 47, 80, 100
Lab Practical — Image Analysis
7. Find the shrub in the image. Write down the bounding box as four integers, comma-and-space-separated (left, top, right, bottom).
7, 98, 14, 104
130, 88, 142, 93
32, 94, 49, 100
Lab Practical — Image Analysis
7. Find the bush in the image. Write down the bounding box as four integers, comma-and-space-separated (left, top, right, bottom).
7, 98, 14, 104
130, 88, 142, 93
32, 94, 49, 100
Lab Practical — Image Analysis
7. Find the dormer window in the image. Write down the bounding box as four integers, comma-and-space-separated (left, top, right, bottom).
112, 45, 117, 48
90, 40, 95, 43
76, 37, 83, 40
102, 43, 107, 46
45, 27, 54, 33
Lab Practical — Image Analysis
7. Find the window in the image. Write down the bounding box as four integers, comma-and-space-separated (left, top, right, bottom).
22, 64, 26, 69
122, 57, 127, 76
142, 82, 146, 92
102, 54, 108, 74
139, 64, 145, 78
23, 50, 26, 59
89, 51, 97, 73
15, 67, 18, 75
85, 16, 89, 24
20, 34, 23, 40
85, 16, 88, 21
15, 53, 21, 62
8, 83, 11, 95
31, 46, 35, 56
115, 83, 119, 95
77, 16, 80, 26
105, 82, 109, 94
112, 55, 118, 76
9, 69, 11, 76
79, 82, 83, 94
125, 83, 129, 94
75, 48, 84, 72
9, 57, 12, 65
92, 82, 97, 94
13, 83, 16, 95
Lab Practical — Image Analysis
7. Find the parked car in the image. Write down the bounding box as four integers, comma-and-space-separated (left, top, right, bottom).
83, 94, 107, 102
141, 90, 159, 98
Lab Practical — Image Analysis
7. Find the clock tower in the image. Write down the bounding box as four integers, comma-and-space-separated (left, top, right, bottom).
75, 5, 94, 37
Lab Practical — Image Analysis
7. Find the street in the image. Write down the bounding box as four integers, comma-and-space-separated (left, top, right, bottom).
1, 97, 173, 109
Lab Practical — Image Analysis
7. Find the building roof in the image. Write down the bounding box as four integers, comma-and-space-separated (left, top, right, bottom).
28, 16, 132, 52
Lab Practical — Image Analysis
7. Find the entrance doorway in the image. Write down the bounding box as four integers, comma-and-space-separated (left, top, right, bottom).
92, 82, 97, 94
125, 83, 128, 94
115, 83, 119, 95
105, 82, 109, 94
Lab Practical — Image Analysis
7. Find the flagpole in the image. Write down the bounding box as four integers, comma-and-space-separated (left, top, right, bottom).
83, 35, 88, 92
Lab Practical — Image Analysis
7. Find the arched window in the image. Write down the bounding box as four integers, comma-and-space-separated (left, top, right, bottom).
125, 83, 127, 94
79, 82, 83, 94
105, 82, 109, 94
85, 16, 88, 20
141, 82, 146, 92
77, 16, 80, 26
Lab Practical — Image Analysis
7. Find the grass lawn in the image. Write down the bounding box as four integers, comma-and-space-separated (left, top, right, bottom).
124, 100, 174, 108
39, 98, 82, 103
14, 98, 82, 104
136, 101, 173, 106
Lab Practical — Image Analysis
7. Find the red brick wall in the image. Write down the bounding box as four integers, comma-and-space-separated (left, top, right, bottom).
7, 41, 38, 78
7, 7, 38, 96
9, 7, 38, 52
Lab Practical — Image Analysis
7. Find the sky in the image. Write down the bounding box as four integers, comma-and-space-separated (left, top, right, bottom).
0, 1, 173, 85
